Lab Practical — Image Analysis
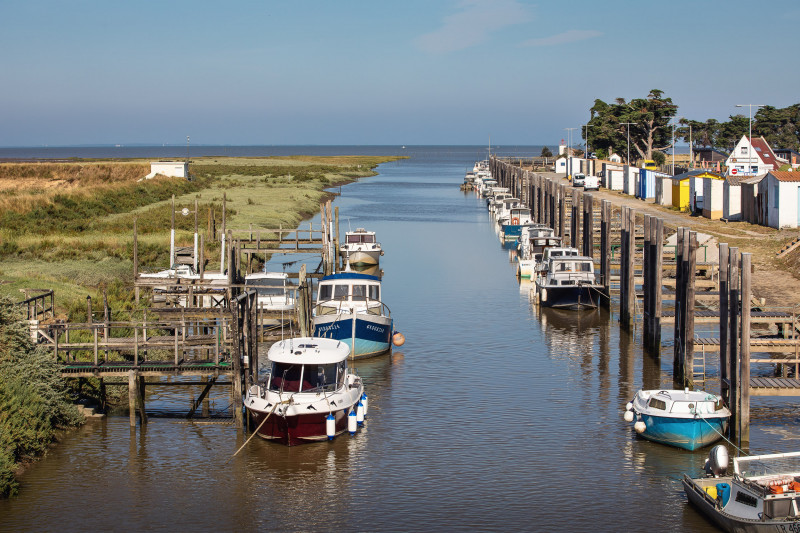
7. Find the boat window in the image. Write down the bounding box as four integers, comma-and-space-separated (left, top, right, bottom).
347, 235, 360, 244
301, 363, 339, 392
269, 363, 303, 392
578, 262, 592, 272
362, 235, 375, 244
319, 284, 332, 301
648, 398, 667, 410
369, 285, 379, 300
352, 285, 368, 300
334, 284, 349, 299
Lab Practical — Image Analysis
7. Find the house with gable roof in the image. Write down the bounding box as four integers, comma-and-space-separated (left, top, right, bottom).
725, 136, 787, 177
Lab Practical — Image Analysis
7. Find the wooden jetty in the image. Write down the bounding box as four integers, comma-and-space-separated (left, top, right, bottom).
489, 156, 800, 446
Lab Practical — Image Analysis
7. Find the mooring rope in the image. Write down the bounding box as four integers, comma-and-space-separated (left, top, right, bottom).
227, 397, 284, 462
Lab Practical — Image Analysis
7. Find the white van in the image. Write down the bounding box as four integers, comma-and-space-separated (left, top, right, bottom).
572, 173, 585, 187
583, 175, 600, 191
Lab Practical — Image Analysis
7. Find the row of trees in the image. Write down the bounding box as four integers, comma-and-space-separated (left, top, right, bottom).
580, 90, 800, 164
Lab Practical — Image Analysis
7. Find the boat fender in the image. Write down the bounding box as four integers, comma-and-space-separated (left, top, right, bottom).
326, 414, 336, 440
356, 401, 365, 425
626, 402, 633, 411
392, 331, 405, 347
511, 217, 519, 225
634, 421, 646, 434
348, 409, 358, 435
541, 289, 547, 302
361, 392, 368, 416
623, 410, 634, 422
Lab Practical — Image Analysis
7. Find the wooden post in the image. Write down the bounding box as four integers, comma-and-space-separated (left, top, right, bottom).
718, 243, 729, 400
137, 375, 147, 424
626, 208, 636, 328
128, 370, 137, 427
643, 215, 652, 344
739, 253, 752, 445
729, 247, 740, 436
231, 297, 243, 426
558, 185, 566, 238
571, 189, 579, 248
673, 228, 685, 379
685, 230, 697, 388
585, 194, 594, 260
600, 200, 611, 307
654, 217, 663, 349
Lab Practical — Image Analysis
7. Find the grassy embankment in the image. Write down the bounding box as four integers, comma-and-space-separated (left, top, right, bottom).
0, 155, 401, 497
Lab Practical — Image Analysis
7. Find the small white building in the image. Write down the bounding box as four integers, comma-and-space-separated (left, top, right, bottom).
701, 177, 725, 220
725, 136, 786, 177
723, 175, 748, 221
608, 152, 623, 163
655, 175, 673, 206
761, 170, 800, 228
622, 165, 638, 195
146, 161, 188, 179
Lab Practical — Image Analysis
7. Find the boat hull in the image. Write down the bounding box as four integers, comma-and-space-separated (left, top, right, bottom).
637, 414, 728, 451
312, 314, 393, 359
342, 249, 380, 266
683, 475, 798, 532
537, 285, 599, 309
247, 407, 353, 446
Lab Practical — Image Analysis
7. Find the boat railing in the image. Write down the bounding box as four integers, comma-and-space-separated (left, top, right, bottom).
313, 297, 391, 318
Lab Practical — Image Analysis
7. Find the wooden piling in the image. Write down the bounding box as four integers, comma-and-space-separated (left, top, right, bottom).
571, 189, 579, 248
719, 243, 729, 401
739, 253, 752, 445
728, 247, 740, 435
686, 230, 697, 387
128, 370, 137, 427
600, 200, 611, 307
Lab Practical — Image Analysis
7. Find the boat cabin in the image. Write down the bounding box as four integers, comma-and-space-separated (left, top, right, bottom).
244, 272, 293, 310
266, 339, 350, 394
315, 272, 382, 314
544, 256, 596, 285
344, 229, 377, 245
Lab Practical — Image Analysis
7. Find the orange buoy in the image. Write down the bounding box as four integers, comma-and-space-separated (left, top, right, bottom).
392, 332, 405, 347
511, 217, 519, 225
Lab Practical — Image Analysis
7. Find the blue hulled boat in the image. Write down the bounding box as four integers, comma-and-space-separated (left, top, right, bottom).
623, 389, 731, 451
312, 272, 393, 359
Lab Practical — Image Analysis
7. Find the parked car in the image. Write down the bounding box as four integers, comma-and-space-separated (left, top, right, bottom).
584, 175, 600, 191
642, 160, 658, 170
572, 173, 585, 187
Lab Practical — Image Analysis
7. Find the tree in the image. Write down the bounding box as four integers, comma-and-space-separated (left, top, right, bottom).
540, 146, 553, 158
588, 89, 678, 163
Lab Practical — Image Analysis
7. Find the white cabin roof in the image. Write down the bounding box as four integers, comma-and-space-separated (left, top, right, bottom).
268, 337, 350, 365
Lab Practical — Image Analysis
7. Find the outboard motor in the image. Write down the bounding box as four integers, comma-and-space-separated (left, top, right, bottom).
704, 445, 729, 477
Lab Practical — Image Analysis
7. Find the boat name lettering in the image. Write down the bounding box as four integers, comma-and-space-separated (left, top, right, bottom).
319, 324, 340, 332
366, 325, 384, 332
779, 524, 800, 533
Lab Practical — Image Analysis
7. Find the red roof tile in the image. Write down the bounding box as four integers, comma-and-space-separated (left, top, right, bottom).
770, 170, 800, 182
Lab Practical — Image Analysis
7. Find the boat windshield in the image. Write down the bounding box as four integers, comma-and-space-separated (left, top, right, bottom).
319, 283, 378, 301
736, 454, 800, 480
554, 261, 593, 272
269, 362, 344, 392
347, 234, 375, 244
245, 278, 285, 296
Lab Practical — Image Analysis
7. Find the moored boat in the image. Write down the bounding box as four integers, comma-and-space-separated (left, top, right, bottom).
534, 249, 601, 309
244, 337, 364, 446
683, 447, 800, 531
312, 271, 393, 359
623, 389, 730, 450
340, 228, 383, 267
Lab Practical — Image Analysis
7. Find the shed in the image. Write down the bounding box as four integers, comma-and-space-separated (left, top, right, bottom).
741, 174, 767, 225
701, 176, 725, 220
601, 162, 624, 190
637, 169, 667, 200
671, 172, 694, 211
762, 170, 800, 228
622, 165, 638, 196
723, 174, 749, 221
655, 175, 673, 206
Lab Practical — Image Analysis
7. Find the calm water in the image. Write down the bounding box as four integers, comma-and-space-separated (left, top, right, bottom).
1, 146, 795, 531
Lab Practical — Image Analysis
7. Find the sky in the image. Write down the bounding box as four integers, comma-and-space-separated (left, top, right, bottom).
2, 0, 799, 147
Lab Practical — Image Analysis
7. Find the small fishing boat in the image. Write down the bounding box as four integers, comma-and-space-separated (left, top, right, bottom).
312, 271, 393, 359
534, 249, 601, 309
683, 446, 800, 531
623, 389, 730, 451
516, 228, 561, 279
244, 337, 365, 446
339, 228, 383, 267
501, 207, 533, 242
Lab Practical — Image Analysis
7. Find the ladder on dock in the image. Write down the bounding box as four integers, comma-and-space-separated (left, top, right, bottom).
693, 334, 707, 388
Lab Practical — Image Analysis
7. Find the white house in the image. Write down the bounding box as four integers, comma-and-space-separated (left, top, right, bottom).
761, 170, 800, 228
146, 161, 188, 180
608, 153, 623, 163
725, 136, 786, 177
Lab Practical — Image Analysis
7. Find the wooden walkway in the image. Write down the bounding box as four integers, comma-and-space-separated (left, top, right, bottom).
695, 337, 800, 353
662, 310, 794, 325
750, 377, 800, 396
60, 360, 232, 377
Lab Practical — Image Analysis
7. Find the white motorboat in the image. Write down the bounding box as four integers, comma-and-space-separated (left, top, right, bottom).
534, 248, 601, 309
623, 389, 730, 450
244, 337, 365, 446
340, 228, 383, 267
683, 447, 800, 531
244, 272, 296, 330
516, 227, 560, 279
312, 271, 393, 359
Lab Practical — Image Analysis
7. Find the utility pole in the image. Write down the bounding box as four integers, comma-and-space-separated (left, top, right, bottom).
565, 127, 577, 178
736, 104, 765, 175
621, 123, 636, 165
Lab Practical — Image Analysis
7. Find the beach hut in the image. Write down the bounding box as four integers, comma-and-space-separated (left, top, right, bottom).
655, 175, 673, 206
701, 175, 725, 220
671, 172, 693, 211
741, 175, 767, 225
601, 162, 624, 190
637, 169, 667, 200
723, 175, 749, 221
761, 170, 800, 228
623, 165, 637, 195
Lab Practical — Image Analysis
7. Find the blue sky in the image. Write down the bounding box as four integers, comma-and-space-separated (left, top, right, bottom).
2, 0, 799, 147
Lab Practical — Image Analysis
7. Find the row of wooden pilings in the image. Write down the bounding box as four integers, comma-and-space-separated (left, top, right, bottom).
490, 156, 755, 444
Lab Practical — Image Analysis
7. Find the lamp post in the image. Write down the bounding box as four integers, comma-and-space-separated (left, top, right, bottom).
736, 104, 765, 175
565, 127, 578, 178
621, 122, 636, 165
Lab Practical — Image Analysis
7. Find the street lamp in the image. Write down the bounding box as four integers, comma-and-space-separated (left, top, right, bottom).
565, 127, 578, 178
736, 104, 765, 175
621, 122, 636, 165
